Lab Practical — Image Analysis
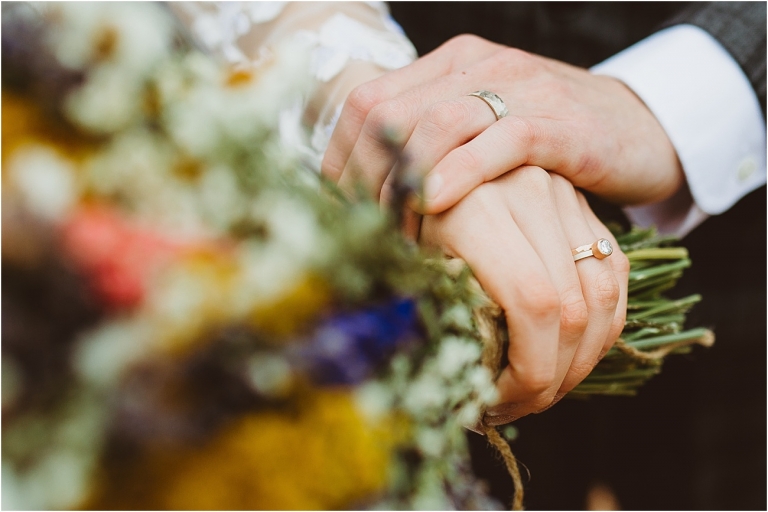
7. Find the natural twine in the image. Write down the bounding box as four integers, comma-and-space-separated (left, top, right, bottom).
613, 331, 715, 362
444, 258, 525, 510
442, 258, 714, 511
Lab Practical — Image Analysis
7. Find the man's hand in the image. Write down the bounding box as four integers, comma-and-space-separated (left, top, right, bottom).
420, 168, 630, 422
321, 34, 684, 214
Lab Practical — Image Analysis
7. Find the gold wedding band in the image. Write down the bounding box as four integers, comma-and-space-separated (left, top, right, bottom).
572, 238, 613, 262
468, 90, 509, 120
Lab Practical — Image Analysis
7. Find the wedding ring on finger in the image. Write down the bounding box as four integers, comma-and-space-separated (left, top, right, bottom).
468, 90, 509, 120
572, 238, 613, 262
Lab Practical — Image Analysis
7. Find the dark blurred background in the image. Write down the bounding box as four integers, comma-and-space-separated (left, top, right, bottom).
390, 3, 767, 509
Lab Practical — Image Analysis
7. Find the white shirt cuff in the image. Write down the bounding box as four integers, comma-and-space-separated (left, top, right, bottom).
591, 25, 766, 238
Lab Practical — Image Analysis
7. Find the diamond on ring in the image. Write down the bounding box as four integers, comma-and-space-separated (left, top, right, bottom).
596, 239, 613, 258
468, 90, 509, 120
572, 238, 613, 262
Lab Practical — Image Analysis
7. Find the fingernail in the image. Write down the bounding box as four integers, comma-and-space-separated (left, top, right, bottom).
485, 402, 519, 417
422, 173, 443, 201
465, 420, 487, 436
484, 413, 520, 426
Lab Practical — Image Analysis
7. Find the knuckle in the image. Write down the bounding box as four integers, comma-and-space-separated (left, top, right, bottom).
423, 101, 471, 133
513, 165, 553, 198
515, 366, 556, 396
571, 150, 603, 182
518, 370, 555, 395
504, 116, 541, 151
320, 155, 343, 182
549, 172, 576, 194
559, 292, 589, 339
365, 100, 409, 143
499, 47, 539, 73
589, 267, 621, 311
451, 146, 486, 176
519, 283, 561, 322
347, 83, 387, 117
446, 33, 485, 50
500, 46, 532, 64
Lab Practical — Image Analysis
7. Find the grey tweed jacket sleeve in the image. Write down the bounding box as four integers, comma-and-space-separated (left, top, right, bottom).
664, 1, 767, 118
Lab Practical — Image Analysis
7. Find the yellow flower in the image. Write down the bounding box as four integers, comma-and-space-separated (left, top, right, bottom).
86, 390, 398, 510
248, 273, 331, 340
1, 91, 97, 169
148, 247, 331, 355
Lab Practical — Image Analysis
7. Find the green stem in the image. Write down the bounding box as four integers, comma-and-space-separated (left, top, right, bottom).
628, 272, 682, 294
629, 259, 691, 281
626, 247, 689, 261
626, 328, 711, 350
627, 295, 701, 320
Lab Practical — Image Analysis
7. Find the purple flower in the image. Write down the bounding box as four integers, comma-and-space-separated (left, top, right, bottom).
293, 298, 419, 385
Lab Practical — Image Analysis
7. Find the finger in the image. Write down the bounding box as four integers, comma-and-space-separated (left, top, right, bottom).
493, 168, 588, 400
336, 97, 415, 199
418, 115, 585, 214
321, 35, 503, 183
549, 175, 620, 393
578, 193, 629, 357
430, 187, 561, 416
337, 71, 503, 200
379, 96, 498, 206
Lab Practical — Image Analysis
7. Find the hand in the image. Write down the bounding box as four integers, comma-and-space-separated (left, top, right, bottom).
419, 167, 630, 422
321, 34, 684, 213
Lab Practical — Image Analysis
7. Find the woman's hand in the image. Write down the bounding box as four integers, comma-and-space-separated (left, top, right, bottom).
321, 34, 683, 213
420, 167, 629, 422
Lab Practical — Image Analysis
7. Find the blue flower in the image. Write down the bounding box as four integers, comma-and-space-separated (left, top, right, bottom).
293, 298, 419, 385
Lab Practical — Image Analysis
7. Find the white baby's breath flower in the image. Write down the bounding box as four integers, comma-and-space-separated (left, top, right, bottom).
440, 303, 474, 331
415, 427, 446, 458
412, 462, 453, 510
247, 353, 293, 397
435, 336, 482, 379
147, 269, 212, 336
2, 452, 90, 510
402, 372, 447, 417
49, 2, 171, 75
74, 320, 152, 388
65, 63, 142, 134
185, 52, 224, 83
101, 3, 171, 75
164, 85, 223, 158
466, 366, 499, 405
354, 381, 394, 423
234, 241, 303, 311
8, 145, 77, 222
46, 2, 104, 70
2, 393, 106, 510
85, 128, 172, 199
199, 164, 245, 230
455, 401, 482, 428
231, 201, 332, 315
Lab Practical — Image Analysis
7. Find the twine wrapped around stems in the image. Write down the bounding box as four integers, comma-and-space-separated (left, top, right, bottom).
444, 226, 715, 510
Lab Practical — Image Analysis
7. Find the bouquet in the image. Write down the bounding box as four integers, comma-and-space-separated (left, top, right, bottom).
2, 3, 713, 510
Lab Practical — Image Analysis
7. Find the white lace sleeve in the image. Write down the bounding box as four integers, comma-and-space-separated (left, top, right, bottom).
169, 2, 417, 171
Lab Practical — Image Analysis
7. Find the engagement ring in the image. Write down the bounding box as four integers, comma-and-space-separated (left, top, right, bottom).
572, 238, 613, 262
